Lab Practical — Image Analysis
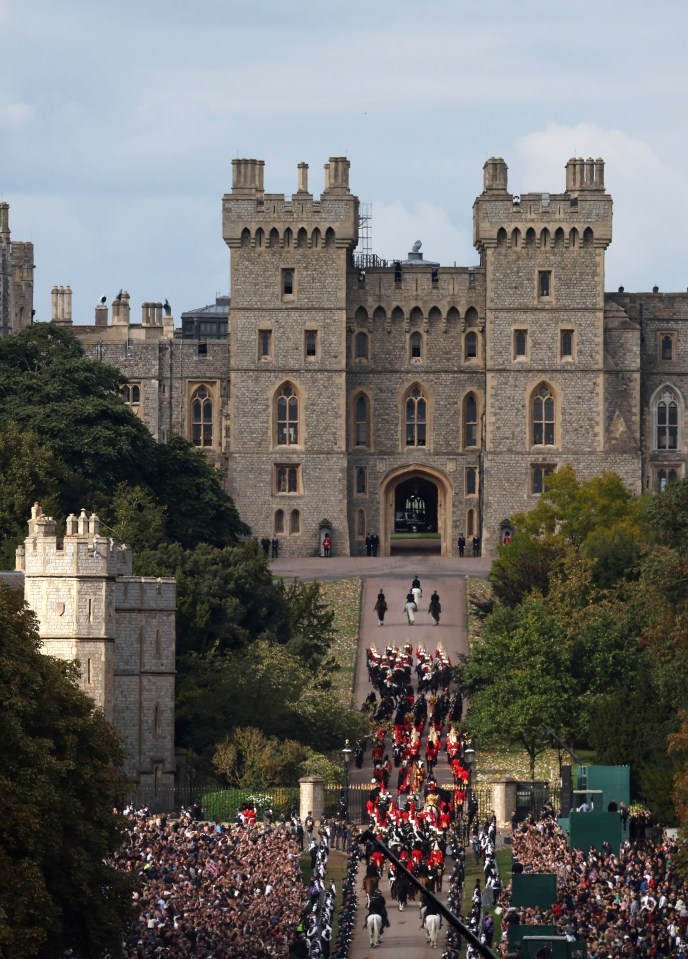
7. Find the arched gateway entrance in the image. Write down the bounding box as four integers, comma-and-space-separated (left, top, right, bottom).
380, 466, 452, 557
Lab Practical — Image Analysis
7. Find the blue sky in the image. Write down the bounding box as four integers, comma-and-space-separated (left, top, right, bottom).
1, 0, 688, 323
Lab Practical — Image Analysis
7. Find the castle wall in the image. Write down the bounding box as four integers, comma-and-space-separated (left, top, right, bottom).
56, 154, 687, 556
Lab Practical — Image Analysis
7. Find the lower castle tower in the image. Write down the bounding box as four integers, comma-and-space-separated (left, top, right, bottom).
16, 503, 176, 798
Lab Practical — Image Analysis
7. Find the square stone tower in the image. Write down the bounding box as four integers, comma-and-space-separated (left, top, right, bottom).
474, 157, 641, 550
223, 158, 359, 555
18, 503, 176, 798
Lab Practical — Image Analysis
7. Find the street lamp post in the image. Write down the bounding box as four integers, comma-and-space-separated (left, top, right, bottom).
464, 745, 476, 831
341, 739, 353, 819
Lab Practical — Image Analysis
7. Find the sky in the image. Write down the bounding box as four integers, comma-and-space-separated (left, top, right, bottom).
1, 0, 688, 324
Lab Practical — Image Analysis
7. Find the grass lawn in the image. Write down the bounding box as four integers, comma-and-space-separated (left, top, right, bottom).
318, 578, 363, 707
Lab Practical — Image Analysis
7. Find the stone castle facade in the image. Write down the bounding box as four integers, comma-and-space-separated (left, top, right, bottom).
4, 155, 688, 556
14, 503, 176, 796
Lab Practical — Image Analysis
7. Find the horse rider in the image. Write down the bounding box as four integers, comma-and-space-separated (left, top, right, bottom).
365, 888, 390, 947
420, 894, 442, 949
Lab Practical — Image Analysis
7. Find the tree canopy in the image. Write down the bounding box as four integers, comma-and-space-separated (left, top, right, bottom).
468, 470, 688, 821
0, 323, 247, 566
0, 585, 132, 959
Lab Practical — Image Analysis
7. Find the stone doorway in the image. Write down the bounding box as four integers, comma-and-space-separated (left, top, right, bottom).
380, 466, 452, 557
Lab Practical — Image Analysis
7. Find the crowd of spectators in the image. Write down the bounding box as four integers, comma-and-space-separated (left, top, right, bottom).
110, 806, 320, 958
499, 811, 687, 959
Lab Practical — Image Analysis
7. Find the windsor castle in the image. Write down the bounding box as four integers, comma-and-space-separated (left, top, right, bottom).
2, 156, 687, 560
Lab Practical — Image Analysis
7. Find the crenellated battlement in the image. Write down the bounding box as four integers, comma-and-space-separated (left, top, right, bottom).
223, 156, 358, 250
19, 503, 132, 577
474, 155, 612, 254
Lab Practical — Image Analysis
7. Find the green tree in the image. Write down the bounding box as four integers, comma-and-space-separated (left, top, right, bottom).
0, 585, 132, 959
176, 640, 362, 765
463, 597, 575, 779
0, 324, 248, 554
152, 436, 249, 549
0, 423, 63, 568
280, 579, 336, 670
135, 542, 290, 657
211, 727, 342, 787
0, 324, 155, 510
491, 466, 645, 606
107, 483, 167, 552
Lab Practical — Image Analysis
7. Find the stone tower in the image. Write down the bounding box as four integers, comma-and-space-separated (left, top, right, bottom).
0, 203, 11, 336
17, 503, 176, 797
223, 158, 359, 554
473, 157, 640, 551
0, 202, 33, 336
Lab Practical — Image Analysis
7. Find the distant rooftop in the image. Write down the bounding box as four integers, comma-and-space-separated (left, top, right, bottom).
180, 294, 230, 340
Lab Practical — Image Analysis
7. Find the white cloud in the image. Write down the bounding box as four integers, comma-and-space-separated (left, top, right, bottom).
514, 124, 662, 192
0, 102, 33, 128
370, 201, 475, 268
513, 123, 688, 291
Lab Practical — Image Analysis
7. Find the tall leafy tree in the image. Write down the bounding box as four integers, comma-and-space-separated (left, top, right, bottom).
0, 423, 63, 568
0, 324, 248, 554
463, 597, 575, 779
491, 466, 646, 606
0, 585, 132, 959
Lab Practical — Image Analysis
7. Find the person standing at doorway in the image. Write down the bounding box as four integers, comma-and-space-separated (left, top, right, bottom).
458, 534, 465, 557
371, 532, 379, 557
323, 535, 332, 557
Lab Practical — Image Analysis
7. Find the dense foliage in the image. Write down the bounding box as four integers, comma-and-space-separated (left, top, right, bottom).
0, 324, 247, 566
134, 541, 362, 774
464, 468, 688, 822
0, 585, 132, 959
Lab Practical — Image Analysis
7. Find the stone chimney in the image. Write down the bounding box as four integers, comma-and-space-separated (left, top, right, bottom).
566, 156, 605, 192
112, 290, 131, 326
51, 286, 73, 325
483, 157, 508, 192
297, 162, 309, 193
324, 157, 350, 192
231, 159, 265, 197
95, 300, 108, 327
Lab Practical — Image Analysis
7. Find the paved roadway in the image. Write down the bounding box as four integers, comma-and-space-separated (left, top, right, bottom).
269, 552, 487, 958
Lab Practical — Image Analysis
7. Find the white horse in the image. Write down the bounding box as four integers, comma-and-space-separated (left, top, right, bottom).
366, 913, 383, 947
424, 913, 441, 948
412, 585, 422, 606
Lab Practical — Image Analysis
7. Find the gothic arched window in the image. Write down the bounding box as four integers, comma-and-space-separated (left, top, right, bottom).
191, 385, 213, 447
276, 383, 299, 446
354, 393, 370, 448
355, 331, 369, 360
657, 388, 678, 450
465, 331, 478, 360
405, 384, 427, 447
532, 384, 555, 446
463, 392, 479, 448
